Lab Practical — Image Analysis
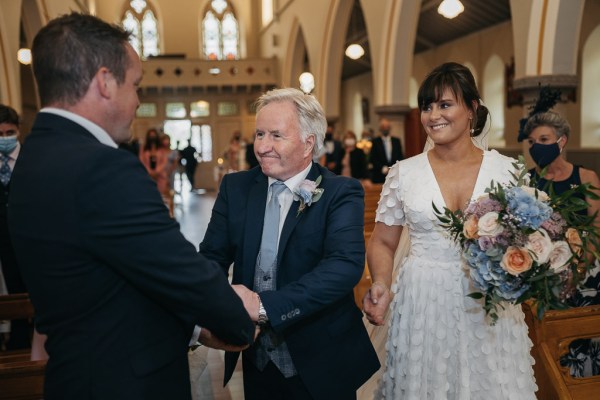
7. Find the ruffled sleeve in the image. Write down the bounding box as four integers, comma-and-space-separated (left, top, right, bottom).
375, 161, 405, 226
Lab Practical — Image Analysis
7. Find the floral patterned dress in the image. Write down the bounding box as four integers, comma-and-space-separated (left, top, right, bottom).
374, 150, 537, 399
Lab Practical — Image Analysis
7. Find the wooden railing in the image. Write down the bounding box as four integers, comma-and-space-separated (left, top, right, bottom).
0, 294, 45, 400
522, 302, 600, 399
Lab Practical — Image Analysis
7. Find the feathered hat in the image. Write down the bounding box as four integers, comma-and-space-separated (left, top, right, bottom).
517, 85, 562, 142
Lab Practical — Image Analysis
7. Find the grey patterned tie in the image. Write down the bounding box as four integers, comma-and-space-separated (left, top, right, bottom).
258, 181, 287, 272
0, 154, 11, 186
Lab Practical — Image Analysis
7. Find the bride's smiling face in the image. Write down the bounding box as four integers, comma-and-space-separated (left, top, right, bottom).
420, 88, 474, 146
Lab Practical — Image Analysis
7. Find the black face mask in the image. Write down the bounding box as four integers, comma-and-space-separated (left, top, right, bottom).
380, 129, 390, 137
325, 133, 333, 141
529, 138, 562, 168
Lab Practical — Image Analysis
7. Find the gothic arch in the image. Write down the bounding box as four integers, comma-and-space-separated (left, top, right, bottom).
483, 55, 505, 147
374, 0, 419, 107
581, 24, 600, 148
283, 18, 309, 90
317, 0, 353, 119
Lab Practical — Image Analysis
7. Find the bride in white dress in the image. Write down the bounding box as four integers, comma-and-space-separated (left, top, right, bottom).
360, 62, 537, 400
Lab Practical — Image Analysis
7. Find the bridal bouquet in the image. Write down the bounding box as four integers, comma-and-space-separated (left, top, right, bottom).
434, 158, 599, 323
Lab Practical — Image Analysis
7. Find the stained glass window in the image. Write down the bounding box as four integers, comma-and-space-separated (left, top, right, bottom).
121, 0, 160, 59
190, 101, 210, 117
217, 101, 238, 116
166, 102, 187, 119
136, 103, 157, 118
202, 1, 239, 60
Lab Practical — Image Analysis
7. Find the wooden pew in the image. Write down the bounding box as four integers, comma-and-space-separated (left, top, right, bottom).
522, 302, 600, 400
354, 184, 383, 307
0, 294, 45, 400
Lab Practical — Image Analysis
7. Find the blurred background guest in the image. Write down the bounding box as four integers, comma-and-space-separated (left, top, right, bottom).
369, 118, 403, 183
160, 134, 179, 194
341, 130, 371, 188
0, 104, 32, 350
179, 139, 199, 190
140, 128, 168, 194
523, 110, 600, 378
322, 123, 343, 174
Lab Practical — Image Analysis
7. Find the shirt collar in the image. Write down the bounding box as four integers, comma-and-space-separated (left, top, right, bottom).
268, 162, 313, 193
40, 108, 118, 148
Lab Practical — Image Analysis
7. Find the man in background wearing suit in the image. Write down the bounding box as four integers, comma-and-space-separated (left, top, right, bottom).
8, 13, 255, 400
0, 104, 32, 350
322, 124, 344, 175
200, 88, 379, 400
369, 118, 403, 183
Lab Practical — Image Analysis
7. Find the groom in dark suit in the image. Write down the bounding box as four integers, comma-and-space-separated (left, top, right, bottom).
8, 13, 254, 400
200, 88, 379, 400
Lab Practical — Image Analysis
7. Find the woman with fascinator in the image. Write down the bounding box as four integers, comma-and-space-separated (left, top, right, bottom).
359, 62, 537, 399
522, 109, 600, 377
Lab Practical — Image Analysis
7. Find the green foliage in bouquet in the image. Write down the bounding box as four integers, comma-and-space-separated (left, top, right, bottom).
434, 157, 599, 323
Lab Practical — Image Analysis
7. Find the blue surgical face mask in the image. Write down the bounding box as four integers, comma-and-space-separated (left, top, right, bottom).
528, 137, 563, 168
0, 135, 17, 155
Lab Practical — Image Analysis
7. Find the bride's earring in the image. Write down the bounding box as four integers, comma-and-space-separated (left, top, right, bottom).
469, 118, 474, 135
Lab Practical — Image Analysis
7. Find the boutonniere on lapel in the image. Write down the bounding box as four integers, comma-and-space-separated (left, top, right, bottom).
293, 175, 324, 217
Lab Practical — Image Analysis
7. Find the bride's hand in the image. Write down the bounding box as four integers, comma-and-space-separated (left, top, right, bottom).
363, 282, 391, 326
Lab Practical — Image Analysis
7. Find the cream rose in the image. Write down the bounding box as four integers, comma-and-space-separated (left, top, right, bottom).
501, 246, 533, 276
475, 194, 490, 202
463, 215, 479, 239
526, 229, 553, 264
565, 228, 583, 256
477, 212, 503, 237
548, 241, 573, 273
522, 186, 550, 202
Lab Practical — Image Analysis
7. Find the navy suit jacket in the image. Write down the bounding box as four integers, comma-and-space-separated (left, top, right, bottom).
8, 113, 255, 400
370, 136, 403, 183
200, 163, 379, 399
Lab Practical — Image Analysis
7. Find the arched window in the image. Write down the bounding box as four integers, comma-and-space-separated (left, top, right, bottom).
581, 25, 600, 147
121, 0, 160, 59
202, 0, 239, 60
482, 56, 506, 148
262, 0, 274, 27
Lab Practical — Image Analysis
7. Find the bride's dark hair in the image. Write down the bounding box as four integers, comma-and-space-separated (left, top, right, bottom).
417, 62, 489, 137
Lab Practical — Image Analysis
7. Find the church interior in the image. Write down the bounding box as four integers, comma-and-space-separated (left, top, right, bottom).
1, 0, 600, 399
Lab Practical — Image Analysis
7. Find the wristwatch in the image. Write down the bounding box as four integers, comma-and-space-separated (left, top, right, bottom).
257, 295, 268, 325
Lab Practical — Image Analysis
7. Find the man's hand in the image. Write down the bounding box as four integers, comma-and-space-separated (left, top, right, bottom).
199, 327, 250, 352
231, 284, 260, 322
362, 282, 392, 326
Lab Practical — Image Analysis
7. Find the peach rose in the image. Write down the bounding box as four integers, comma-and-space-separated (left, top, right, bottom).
463, 215, 479, 239
477, 212, 503, 237
525, 229, 552, 264
548, 241, 573, 273
501, 246, 533, 276
565, 228, 583, 256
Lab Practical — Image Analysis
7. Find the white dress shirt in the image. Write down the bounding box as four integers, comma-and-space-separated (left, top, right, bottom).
267, 162, 312, 239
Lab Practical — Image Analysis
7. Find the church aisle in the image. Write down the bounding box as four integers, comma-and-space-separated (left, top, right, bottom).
175, 178, 244, 400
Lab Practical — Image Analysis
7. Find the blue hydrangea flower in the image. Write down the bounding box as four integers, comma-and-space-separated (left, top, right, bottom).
505, 186, 553, 229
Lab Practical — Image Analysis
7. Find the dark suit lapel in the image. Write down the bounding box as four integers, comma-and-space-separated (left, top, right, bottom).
278, 163, 321, 261
242, 174, 268, 286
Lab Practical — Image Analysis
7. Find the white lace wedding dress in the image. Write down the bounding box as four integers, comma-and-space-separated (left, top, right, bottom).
360, 150, 537, 400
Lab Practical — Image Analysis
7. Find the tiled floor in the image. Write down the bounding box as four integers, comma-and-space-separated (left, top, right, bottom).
173, 174, 245, 400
